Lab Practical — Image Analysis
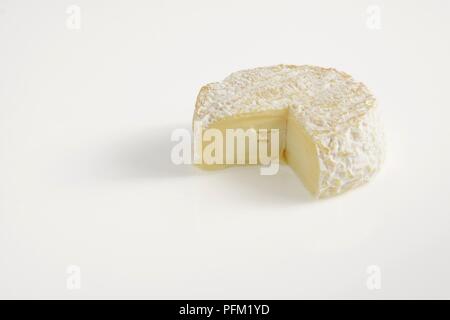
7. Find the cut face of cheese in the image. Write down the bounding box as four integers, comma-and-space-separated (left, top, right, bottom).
193, 65, 385, 198
285, 113, 320, 195
196, 110, 287, 170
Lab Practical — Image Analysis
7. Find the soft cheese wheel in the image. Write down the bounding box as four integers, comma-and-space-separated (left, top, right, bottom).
193, 65, 384, 198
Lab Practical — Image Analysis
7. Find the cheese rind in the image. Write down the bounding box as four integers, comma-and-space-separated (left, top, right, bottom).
193, 65, 384, 198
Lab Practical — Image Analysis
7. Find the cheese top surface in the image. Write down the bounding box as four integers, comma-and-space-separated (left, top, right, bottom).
194, 65, 374, 132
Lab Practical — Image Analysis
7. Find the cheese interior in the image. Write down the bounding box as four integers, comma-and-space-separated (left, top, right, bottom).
197, 109, 320, 195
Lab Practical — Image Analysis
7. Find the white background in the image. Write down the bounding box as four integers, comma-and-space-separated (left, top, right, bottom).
1, 0, 450, 299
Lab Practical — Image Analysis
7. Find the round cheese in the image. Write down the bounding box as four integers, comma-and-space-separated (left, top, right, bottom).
193, 65, 384, 198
